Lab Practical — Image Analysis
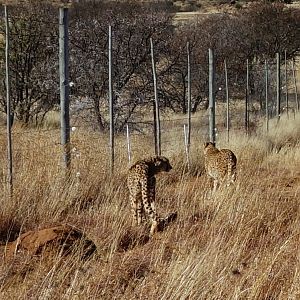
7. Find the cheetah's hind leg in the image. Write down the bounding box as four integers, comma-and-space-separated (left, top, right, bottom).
212, 179, 219, 193
130, 192, 143, 226
149, 220, 159, 237
226, 170, 237, 187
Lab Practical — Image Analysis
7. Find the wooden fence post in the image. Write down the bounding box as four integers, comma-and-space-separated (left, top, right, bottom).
150, 38, 161, 156
126, 124, 131, 166
187, 42, 191, 149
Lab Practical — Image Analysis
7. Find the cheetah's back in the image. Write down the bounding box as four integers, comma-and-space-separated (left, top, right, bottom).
205, 148, 237, 182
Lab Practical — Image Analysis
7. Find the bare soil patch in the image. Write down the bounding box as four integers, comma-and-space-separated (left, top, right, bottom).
3, 224, 96, 261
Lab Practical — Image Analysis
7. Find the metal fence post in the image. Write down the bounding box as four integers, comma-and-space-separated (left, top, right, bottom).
4, 5, 13, 195
208, 48, 216, 144
276, 52, 281, 122
224, 59, 230, 143
245, 59, 249, 133
292, 58, 299, 111
265, 60, 269, 132
59, 7, 71, 172
284, 50, 289, 117
183, 124, 190, 170
108, 25, 114, 174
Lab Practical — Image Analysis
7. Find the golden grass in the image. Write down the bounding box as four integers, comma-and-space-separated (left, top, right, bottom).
0, 112, 299, 299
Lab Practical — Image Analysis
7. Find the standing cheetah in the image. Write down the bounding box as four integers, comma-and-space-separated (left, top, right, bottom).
203, 142, 237, 193
127, 156, 172, 236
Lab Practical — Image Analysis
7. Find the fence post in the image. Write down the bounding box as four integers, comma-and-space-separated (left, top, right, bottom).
108, 25, 114, 174
224, 59, 230, 143
150, 38, 161, 156
265, 60, 269, 132
284, 50, 289, 118
126, 124, 131, 166
187, 42, 191, 149
292, 58, 299, 111
208, 49, 216, 144
4, 5, 13, 195
245, 59, 249, 133
183, 124, 190, 170
59, 7, 71, 172
276, 52, 281, 122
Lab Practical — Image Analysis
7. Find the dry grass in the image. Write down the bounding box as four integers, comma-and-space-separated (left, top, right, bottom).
0, 112, 299, 299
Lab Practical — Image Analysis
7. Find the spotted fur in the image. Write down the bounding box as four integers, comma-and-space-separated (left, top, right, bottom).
203, 142, 237, 192
127, 156, 172, 236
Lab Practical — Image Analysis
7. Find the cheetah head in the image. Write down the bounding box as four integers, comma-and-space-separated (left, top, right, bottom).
203, 142, 216, 149
153, 156, 172, 173
203, 142, 216, 154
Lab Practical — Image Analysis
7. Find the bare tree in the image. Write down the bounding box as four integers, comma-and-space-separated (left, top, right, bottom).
179, 3, 300, 109
0, 2, 58, 125
240, 2, 300, 60
1, 1, 299, 129
69, 2, 173, 132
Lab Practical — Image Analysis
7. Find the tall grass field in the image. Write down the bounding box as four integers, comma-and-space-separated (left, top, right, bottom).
0, 112, 300, 299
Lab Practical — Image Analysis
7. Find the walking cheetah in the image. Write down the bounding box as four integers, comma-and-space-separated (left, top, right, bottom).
127, 156, 172, 236
203, 142, 237, 193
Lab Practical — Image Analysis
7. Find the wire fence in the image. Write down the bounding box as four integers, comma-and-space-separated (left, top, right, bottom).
1, 4, 300, 193
0, 108, 298, 196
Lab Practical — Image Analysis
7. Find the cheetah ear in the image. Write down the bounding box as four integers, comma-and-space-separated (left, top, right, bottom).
154, 159, 162, 167
204, 142, 216, 148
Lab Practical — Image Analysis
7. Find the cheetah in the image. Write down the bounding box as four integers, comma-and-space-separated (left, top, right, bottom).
127, 156, 172, 236
203, 142, 237, 193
